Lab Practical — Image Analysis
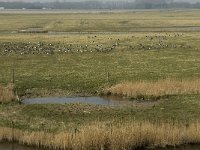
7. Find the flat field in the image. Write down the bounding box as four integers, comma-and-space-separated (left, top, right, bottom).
1, 10, 200, 149
0, 9, 200, 32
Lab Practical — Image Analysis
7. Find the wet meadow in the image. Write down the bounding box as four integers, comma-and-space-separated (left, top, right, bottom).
1, 9, 200, 149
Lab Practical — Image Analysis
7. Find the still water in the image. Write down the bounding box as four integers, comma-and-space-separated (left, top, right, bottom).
22, 96, 136, 106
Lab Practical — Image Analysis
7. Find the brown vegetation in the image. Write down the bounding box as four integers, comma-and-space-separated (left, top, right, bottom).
0, 84, 16, 103
104, 79, 200, 99
1, 121, 200, 150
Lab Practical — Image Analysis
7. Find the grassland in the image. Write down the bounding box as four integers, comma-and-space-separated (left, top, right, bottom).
1, 9, 200, 149
0, 10, 200, 33
1, 32, 200, 97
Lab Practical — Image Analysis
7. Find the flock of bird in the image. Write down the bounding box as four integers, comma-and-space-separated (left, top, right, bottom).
0, 41, 118, 55
130, 33, 191, 51
0, 33, 191, 55
1, 42, 55, 55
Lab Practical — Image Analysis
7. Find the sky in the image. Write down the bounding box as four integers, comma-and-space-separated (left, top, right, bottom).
0, 0, 199, 3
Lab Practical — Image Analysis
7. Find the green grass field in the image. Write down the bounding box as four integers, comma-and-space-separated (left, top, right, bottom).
1, 9, 200, 149
0, 32, 200, 97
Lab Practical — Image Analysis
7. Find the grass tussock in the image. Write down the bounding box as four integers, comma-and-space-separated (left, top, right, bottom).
104, 79, 200, 99
0, 84, 16, 103
1, 121, 200, 149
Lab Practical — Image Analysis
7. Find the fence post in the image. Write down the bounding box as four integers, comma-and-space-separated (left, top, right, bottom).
107, 72, 110, 82
12, 121, 15, 150
12, 69, 15, 84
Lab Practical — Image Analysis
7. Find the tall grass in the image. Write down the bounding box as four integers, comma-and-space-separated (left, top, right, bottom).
104, 79, 200, 99
1, 121, 200, 149
0, 84, 16, 103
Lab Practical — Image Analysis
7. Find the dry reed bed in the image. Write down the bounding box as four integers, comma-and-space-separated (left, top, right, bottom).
104, 79, 200, 98
1, 121, 200, 150
0, 84, 16, 103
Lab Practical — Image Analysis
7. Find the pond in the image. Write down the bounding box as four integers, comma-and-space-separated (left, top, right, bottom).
22, 96, 158, 107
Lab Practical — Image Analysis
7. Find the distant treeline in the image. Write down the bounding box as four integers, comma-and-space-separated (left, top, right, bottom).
0, 1, 200, 9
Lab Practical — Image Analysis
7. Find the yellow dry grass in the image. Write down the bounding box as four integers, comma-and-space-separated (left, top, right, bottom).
104, 79, 200, 98
1, 121, 200, 149
0, 84, 16, 103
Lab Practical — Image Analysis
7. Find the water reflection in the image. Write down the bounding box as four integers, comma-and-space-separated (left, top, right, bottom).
22, 96, 133, 106
22, 96, 160, 108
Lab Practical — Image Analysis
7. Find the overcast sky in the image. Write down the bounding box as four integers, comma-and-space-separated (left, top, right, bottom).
0, 0, 199, 3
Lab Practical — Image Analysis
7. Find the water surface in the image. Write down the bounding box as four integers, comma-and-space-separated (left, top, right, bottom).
23, 96, 133, 106
22, 96, 161, 108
